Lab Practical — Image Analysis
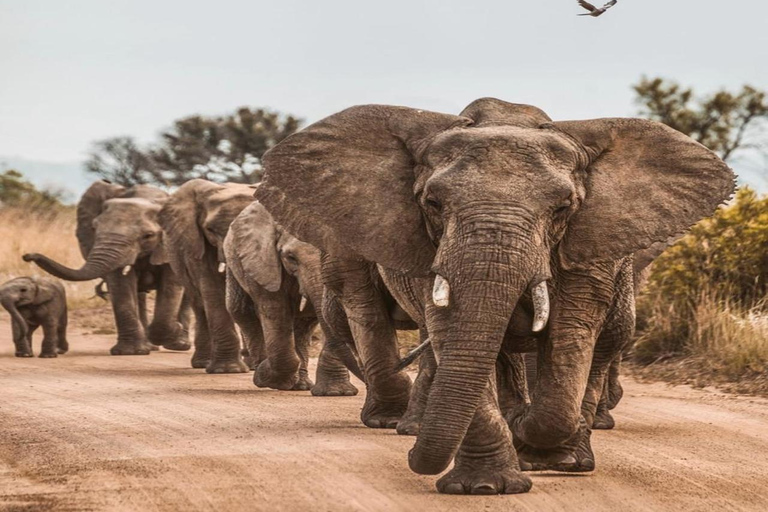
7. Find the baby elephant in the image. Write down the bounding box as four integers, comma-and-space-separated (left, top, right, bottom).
1, 276, 68, 358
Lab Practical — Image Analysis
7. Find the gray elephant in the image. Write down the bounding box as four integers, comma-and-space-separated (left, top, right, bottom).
1, 276, 68, 358
23, 181, 190, 355
223, 200, 362, 393
157, 179, 255, 373
256, 98, 734, 494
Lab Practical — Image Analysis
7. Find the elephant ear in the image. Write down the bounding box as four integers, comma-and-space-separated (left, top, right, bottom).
224, 202, 282, 293
554, 118, 735, 266
76, 181, 126, 257
31, 277, 55, 304
257, 105, 471, 276
159, 179, 222, 265
460, 97, 552, 128
150, 240, 169, 265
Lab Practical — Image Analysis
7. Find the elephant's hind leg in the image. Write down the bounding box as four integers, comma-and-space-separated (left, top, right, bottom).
396, 332, 435, 436
56, 307, 69, 355
291, 317, 317, 391
39, 316, 59, 358
312, 327, 358, 397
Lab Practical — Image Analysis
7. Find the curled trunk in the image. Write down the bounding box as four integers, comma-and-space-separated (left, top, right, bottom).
27, 235, 136, 282
2, 297, 29, 340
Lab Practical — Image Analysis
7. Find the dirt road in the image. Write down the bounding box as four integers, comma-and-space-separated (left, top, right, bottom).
2, 319, 768, 512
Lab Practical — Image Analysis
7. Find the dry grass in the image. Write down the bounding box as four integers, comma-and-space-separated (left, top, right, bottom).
0, 206, 105, 311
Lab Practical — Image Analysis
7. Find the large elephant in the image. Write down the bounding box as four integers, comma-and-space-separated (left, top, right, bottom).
158, 179, 255, 373
23, 181, 190, 355
255, 98, 734, 494
223, 200, 362, 393
1, 276, 68, 358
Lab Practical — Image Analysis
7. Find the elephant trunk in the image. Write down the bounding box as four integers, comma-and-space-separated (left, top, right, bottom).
409, 216, 538, 475
1, 296, 29, 340
24, 234, 137, 282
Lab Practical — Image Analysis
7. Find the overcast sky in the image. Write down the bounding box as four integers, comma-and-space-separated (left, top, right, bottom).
1, 0, 767, 195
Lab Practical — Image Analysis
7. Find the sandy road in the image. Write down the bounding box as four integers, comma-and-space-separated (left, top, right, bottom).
2, 319, 768, 512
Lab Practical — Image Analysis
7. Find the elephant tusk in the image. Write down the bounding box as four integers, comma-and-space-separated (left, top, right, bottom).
299, 295, 308, 312
432, 274, 450, 308
218, 262, 226, 273
531, 280, 550, 333
121, 265, 132, 276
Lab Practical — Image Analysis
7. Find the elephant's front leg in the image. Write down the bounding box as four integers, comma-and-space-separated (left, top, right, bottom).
200, 273, 247, 374
137, 292, 158, 352
225, 272, 264, 370
253, 292, 302, 390
312, 319, 358, 397
435, 371, 532, 495
38, 312, 60, 358
147, 267, 191, 351
11, 316, 33, 357
190, 296, 212, 369
397, 330, 435, 436
292, 316, 317, 391
322, 256, 411, 429
105, 271, 150, 355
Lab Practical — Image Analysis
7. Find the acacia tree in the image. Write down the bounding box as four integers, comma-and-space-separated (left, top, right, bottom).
85, 136, 159, 186
634, 77, 768, 162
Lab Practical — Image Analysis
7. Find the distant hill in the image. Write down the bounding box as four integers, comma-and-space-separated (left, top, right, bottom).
0, 157, 90, 203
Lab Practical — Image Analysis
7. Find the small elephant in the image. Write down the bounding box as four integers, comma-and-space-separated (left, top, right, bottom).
158, 179, 256, 373
223, 201, 362, 394
256, 98, 734, 494
24, 181, 191, 356
1, 276, 68, 358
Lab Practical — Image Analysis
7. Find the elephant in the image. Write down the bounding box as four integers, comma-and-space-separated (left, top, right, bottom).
255, 98, 734, 494
223, 200, 362, 394
157, 179, 256, 373
1, 276, 68, 358
23, 181, 191, 355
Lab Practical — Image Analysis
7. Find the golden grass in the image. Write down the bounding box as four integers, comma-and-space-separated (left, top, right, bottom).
0, 206, 104, 310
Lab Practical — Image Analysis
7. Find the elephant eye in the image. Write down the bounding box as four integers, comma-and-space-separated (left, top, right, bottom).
19, 288, 28, 293
283, 252, 298, 265
142, 232, 156, 240
554, 198, 573, 215
424, 197, 442, 212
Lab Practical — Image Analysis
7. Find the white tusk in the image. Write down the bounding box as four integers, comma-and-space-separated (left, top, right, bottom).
531, 281, 550, 333
432, 274, 450, 308
121, 265, 132, 276
299, 296, 308, 312
218, 262, 226, 273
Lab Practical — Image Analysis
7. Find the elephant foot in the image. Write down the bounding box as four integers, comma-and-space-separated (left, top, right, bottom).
244, 355, 259, 371
292, 375, 315, 391
311, 379, 358, 397
39, 351, 58, 358
148, 344, 160, 352
395, 415, 420, 436
162, 340, 192, 352
206, 358, 249, 374
436, 461, 532, 495
254, 360, 299, 390
149, 324, 192, 352
191, 349, 211, 369
361, 373, 411, 429
57, 343, 69, 355
607, 378, 624, 410
110, 343, 151, 356
592, 408, 616, 430
516, 424, 595, 473
15, 351, 34, 358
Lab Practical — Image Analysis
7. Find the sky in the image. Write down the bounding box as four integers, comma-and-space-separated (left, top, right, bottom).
1, 0, 767, 199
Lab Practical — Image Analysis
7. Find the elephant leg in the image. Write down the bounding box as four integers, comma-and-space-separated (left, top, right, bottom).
137, 292, 157, 351
253, 292, 302, 390
105, 271, 150, 356
39, 315, 59, 358
148, 268, 191, 351
322, 256, 411, 429
225, 272, 264, 371
291, 316, 317, 391
12, 318, 33, 357
190, 296, 212, 369
606, 354, 624, 410
312, 322, 358, 397
397, 331, 435, 436
200, 273, 247, 374
435, 371, 532, 495
178, 292, 192, 348
57, 309, 69, 355
592, 378, 615, 430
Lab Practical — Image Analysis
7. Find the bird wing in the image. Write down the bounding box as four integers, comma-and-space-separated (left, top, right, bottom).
578, 0, 598, 12
604, 0, 618, 8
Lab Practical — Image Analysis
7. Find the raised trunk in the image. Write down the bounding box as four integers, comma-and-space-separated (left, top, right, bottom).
2, 297, 29, 340
28, 235, 136, 282
409, 222, 536, 475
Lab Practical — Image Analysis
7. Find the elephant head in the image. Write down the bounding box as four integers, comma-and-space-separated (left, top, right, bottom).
256, 98, 735, 475
1, 276, 58, 340
158, 179, 256, 277
23, 181, 168, 281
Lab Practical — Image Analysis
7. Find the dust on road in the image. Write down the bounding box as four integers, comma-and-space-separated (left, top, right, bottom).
2, 319, 768, 512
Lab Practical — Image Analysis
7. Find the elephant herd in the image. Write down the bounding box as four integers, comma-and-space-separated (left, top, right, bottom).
17, 98, 734, 496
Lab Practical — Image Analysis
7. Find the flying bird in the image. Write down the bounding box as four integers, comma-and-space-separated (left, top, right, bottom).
578, 0, 617, 17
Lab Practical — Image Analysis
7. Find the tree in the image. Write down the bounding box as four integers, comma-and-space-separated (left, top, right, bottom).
150, 107, 301, 186
0, 169, 64, 208
633, 77, 768, 162
85, 136, 159, 186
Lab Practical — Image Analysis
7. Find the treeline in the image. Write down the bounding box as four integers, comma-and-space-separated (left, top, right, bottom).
86, 107, 301, 187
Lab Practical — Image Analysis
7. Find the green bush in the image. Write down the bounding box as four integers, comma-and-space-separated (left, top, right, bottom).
635, 188, 768, 365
